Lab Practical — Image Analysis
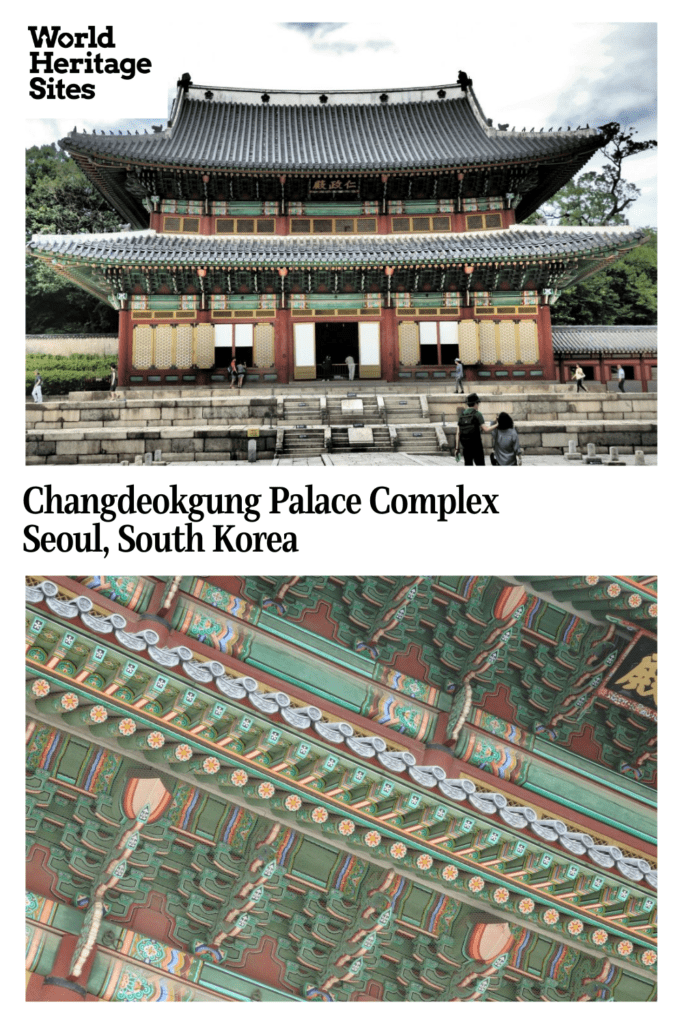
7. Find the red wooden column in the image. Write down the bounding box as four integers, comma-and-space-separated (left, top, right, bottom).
118, 309, 133, 387
274, 308, 291, 382
380, 307, 398, 381
536, 305, 555, 380
28, 934, 97, 1001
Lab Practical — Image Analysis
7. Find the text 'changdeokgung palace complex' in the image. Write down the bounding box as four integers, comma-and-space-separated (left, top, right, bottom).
26, 575, 656, 1001
28, 73, 651, 388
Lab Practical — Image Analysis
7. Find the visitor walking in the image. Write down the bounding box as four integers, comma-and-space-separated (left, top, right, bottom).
322, 354, 332, 380
456, 393, 493, 466
616, 364, 626, 393
236, 362, 246, 389
345, 355, 356, 381
454, 358, 465, 393
490, 412, 521, 465
573, 364, 587, 392
31, 369, 43, 403
108, 363, 120, 401
229, 357, 237, 388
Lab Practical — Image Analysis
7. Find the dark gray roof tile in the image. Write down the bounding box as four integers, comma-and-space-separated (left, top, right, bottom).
61, 86, 604, 173
552, 325, 657, 354
29, 225, 647, 268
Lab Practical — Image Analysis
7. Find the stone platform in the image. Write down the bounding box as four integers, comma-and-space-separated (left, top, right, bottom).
26, 389, 657, 465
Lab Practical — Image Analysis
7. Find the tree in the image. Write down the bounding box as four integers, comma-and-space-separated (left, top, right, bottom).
550, 231, 657, 325
524, 126, 657, 324
533, 125, 657, 227
26, 144, 123, 333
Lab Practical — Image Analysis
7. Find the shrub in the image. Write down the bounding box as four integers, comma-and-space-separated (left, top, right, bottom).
26, 354, 116, 395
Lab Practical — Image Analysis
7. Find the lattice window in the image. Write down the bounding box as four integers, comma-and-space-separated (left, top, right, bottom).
499, 321, 517, 363
254, 323, 275, 367
163, 216, 200, 234
479, 321, 497, 363
154, 324, 174, 369
193, 324, 215, 369
398, 321, 420, 365
391, 216, 451, 232
132, 326, 153, 369
175, 324, 193, 369
518, 320, 539, 363
458, 321, 479, 364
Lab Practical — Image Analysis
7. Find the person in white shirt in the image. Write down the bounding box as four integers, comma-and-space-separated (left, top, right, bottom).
616, 364, 626, 393
345, 355, 356, 381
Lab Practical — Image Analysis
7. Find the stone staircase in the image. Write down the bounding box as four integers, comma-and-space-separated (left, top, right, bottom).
326, 395, 383, 425
330, 426, 393, 453
383, 395, 426, 423
282, 397, 323, 423
395, 425, 442, 455
281, 427, 326, 459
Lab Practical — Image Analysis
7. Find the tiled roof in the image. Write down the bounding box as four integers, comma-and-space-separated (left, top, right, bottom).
552, 325, 657, 355
61, 83, 604, 173
29, 225, 646, 268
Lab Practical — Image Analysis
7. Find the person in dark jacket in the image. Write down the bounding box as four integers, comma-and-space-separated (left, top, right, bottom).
490, 412, 521, 465
457, 393, 493, 465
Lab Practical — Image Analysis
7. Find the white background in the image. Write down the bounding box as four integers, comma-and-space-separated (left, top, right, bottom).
12, 1, 674, 1018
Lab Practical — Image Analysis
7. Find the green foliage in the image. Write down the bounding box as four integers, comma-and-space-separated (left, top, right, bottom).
26, 144, 121, 333
524, 127, 657, 324
533, 127, 657, 227
26, 353, 116, 395
551, 231, 657, 325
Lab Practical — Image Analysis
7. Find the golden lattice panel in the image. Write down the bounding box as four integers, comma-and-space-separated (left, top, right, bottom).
519, 320, 539, 363
499, 321, 517, 363
132, 325, 153, 370
458, 321, 479, 364
479, 321, 497, 363
254, 323, 275, 368
398, 322, 420, 365
154, 324, 173, 369
193, 324, 215, 369
175, 324, 194, 369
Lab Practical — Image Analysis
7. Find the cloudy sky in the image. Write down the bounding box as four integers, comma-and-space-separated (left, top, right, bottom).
26, 21, 656, 226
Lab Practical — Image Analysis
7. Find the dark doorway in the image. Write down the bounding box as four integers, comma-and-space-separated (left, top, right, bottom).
315, 322, 359, 379
214, 345, 232, 368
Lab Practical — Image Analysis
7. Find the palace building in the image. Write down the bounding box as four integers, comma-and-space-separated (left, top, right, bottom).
28, 74, 649, 387
26, 575, 657, 1001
